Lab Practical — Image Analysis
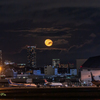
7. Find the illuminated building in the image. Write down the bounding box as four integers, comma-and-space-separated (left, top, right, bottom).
44, 65, 58, 75
0, 50, 2, 66
27, 46, 36, 68
58, 68, 67, 74
4, 60, 15, 65
16, 63, 26, 74
80, 56, 100, 86
70, 69, 77, 75
52, 59, 60, 67
59, 64, 68, 68
68, 63, 75, 68
17, 63, 26, 68
33, 70, 41, 75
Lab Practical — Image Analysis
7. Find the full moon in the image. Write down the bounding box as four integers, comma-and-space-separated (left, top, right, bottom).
45, 39, 53, 47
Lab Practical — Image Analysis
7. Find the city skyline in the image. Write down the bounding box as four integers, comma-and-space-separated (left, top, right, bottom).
0, 0, 100, 66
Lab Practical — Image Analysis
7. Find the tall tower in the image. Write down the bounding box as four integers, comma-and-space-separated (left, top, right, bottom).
27, 46, 36, 68
52, 59, 60, 68
0, 50, 2, 66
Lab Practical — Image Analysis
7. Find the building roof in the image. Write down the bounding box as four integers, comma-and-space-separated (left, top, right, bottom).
82, 56, 100, 68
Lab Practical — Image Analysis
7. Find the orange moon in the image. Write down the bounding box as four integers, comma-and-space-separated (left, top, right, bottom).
45, 39, 53, 47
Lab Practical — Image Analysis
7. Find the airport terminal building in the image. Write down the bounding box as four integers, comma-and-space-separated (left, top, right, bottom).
80, 56, 100, 86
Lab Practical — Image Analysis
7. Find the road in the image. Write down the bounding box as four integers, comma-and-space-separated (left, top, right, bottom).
0, 86, 100, 99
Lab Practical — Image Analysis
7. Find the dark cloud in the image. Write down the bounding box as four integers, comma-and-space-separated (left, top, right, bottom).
0, 0, 100, 22
90, 33, 96, 38
8, 27, 70, 33
54, 39, 69, 46
0, 1, 100, 65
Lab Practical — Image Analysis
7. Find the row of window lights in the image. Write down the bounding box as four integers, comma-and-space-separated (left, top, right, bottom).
18, 76, 28, 79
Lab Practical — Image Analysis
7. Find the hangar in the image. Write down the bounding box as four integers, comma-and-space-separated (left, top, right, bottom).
80, 56, 100, 86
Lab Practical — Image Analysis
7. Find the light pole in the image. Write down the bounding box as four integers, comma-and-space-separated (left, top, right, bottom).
0, 67, 1, 79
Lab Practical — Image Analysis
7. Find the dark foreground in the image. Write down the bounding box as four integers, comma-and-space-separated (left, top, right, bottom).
0, 87, 100, 100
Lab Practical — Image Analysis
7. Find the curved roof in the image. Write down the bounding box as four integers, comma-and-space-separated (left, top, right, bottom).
82, 56, 100, 68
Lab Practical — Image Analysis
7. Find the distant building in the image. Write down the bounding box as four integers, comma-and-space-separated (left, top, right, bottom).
15, 63, 26, 74
27, 46, 36, 68
70, 69, 77, 76
59, 64, 68, 68
0, 50, 2, 66
52, 59, 60, 67
68, 63, 75, 69
17, 63, 26, 68
76, 59, 87, 76
58, 68, 68, 74
44, 65, 58, 75
4, 68, 17, 78
33, 70, 41, 75
4, 60, 15, 65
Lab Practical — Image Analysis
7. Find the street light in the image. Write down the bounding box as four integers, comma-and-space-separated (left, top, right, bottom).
0, 67, 1, 72
0, 67, 1, 78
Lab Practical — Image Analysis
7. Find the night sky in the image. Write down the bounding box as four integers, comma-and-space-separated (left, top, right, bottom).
0, 0, 100, 66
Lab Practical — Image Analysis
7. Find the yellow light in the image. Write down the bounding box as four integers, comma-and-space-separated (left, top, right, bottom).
45, 39, 53, 47
0, 67, 1, 76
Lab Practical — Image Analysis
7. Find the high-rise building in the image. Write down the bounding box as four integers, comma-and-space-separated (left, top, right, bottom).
0, 50, 2, 66
52, 59, 60, 67
27, 46, 36, 68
